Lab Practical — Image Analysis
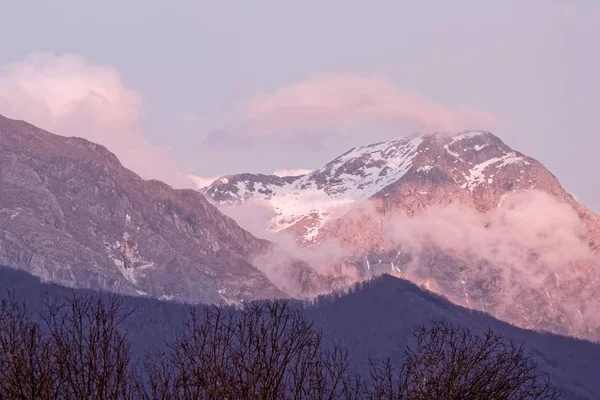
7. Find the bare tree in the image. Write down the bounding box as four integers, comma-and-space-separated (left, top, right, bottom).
43, 294, 135, 400
136, 300, 362, 400
0, 295, 57, 399
0, 294, 563, 400
366, 321, 560, 400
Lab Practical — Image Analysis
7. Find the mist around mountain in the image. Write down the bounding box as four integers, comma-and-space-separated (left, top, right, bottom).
205, 131, 600, 341
0, 113, 344, 304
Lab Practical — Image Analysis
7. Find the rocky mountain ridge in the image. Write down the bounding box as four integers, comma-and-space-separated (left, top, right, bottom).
0, 114, 333, 304
205, 131, 599, 246
204, 131, 600, 340
3, 113, 599, 340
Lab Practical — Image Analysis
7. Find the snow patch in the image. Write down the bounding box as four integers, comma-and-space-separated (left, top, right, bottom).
461, 152, 524, 191
443, 131, 489, 161
214, 135, 423, 242
111, 255, 138, 284
208, 131, 529, 243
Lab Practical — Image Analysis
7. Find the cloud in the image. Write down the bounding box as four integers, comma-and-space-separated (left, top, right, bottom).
272, 168, 312, 177
377, 190, 596, 332
219, 189, 597, 332
384, 190, 591, 273
308, 190, 595, 332
217, 199, 351, 296
243, 73, 497, 140
188, 174, 220, 190
318, 190, 592, 284
0, 52, 193, 188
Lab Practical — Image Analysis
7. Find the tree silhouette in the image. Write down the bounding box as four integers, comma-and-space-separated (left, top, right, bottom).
0, 295, 56, 399
135, 300, 361, 400
0, 293, 560, 400
367, 321, 560, 399
43, 294, 135, 399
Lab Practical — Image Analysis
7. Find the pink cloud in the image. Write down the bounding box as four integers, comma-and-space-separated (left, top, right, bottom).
385, 190, 592, 271
0, 52, 193, 188
245, 73, 497, 135
188, 174, 220, 189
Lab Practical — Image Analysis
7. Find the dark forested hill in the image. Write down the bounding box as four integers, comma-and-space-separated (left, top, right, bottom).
1, 266, 598, 399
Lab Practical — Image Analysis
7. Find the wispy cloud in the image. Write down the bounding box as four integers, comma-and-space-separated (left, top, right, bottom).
188, 174, 220, 189
244, 73, 497, 138
0, 52, 193, 188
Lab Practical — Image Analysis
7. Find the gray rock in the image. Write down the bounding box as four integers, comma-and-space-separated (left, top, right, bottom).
0, 114, 290, 304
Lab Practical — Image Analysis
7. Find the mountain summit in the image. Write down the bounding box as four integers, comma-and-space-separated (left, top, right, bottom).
205, 131, 598, 246
204, 131, 600, 340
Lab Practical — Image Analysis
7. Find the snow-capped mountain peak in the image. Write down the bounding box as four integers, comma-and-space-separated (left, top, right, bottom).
205, 130, 600, 341
204, 131, 532, 242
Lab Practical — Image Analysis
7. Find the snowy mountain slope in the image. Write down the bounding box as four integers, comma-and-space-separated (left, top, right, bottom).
205, 135, 426, 242
205, 131, 539, 243
204, 131, 600, 341
206, 130, 599, 246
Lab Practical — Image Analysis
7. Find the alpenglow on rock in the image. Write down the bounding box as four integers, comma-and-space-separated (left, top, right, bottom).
0, 113, 298, 304
204, 131, 600, 341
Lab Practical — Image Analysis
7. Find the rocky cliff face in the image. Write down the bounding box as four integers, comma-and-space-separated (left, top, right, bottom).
0, 114, 297, 304
205, 131, 600, 340
4, 113, 599, 340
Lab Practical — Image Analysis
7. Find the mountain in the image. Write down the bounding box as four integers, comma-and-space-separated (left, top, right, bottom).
0, 113, 325, 304
205, 131, 599, 246
2, 266, 599, 399
3, 111, 599, 342
204, 131, 600, 340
